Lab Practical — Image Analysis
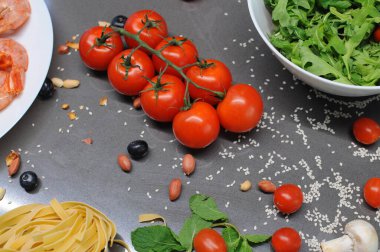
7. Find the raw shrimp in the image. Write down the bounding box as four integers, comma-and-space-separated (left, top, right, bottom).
0, 0, 31, 35
0, 39, 28, 111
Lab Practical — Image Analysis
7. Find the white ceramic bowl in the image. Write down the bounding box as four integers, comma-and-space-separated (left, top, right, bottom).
247, 0, 380, 97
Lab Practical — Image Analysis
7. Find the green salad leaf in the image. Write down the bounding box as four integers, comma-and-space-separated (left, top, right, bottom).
189, 194, 228, 222
266, 0, 380, 86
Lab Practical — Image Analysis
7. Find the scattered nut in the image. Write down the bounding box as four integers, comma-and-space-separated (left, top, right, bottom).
51, 77, 64, 88
5, 150, 19, 167
0, 187, 5, 201
133, 97, 141, 110
258, 180, 277, 193
58, 45, 70, 55
66, 41, 79, 50
98, 21, 111, 27
99, 96, 108, 106
82, 138, 93, 145
240, 180, 252, 192
61, 103, 70, 110
118, 154, 132, 172
63, 79, 80, 89
67, 112, 77, 120
8, 156, 20, 177
169, 178, 182, 201
182, 154, 196, 176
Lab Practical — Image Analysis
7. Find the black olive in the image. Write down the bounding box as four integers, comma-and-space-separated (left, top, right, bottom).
19, 171, 39, 192
111, 15, 128, 28
38, 78, 55, 99
127, 140, 149, 159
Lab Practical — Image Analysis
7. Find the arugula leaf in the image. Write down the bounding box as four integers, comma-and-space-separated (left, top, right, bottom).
272, 0, 291, 27
236, 238, 251, 252
319, 0, 352, 10
189, 194, 228, 222
178, 214, 212, 249
131, 225, 185, 252
222, 227, 240, 252
245, 234, 272, 244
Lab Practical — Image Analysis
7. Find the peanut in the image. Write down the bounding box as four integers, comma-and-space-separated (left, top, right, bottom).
51, 77, 64, 88
118, 154, 132, 172
63, 79, 80, 89
258, 180, 277, 193
133, 97, 141, 110
61, 103, 70, 110
169, 178, 182, 201
8, 157, 20, 177
240, 180, 252, 192
5, 150, 19, 167
58, 45, 69, 55
182, 154, 196, 176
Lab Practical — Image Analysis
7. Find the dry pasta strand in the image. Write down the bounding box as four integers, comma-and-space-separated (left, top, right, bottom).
0, 199, 130, 252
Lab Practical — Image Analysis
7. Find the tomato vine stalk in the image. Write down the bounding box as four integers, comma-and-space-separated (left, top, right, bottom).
115, 28, 225, 106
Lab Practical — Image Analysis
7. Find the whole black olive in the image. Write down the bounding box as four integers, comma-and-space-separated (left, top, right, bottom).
38, 78, 55, 99
127, 140, 149, 159
19, 171, 39, 192
111, 15, 128, 28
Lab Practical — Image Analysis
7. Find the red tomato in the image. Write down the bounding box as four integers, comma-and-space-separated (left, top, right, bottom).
217, 84, 263, 133
274, 184, 303, 214
152, 36, 198, 78
271, 227, 301, 252
374, 26, 380, 42
187, 59, 232, 105
353, 117, 380, 145
173, 102, 220, 149
140, 74, 186, 122
124, 10, 168, 54
364, 178, 380, 209
79, 26, 124, 71
193, 229, 227, 252
107, 49, 155, 96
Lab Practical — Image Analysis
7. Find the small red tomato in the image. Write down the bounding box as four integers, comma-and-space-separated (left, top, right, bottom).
79, 26, 124, 71
353, 117, 380, 145
193, 229, 227, 252
272, 227, 301, 252
107, 49, 155, 96
187, 59, 232, 105
173, 102, 220, 149
374, 26, 380, 42
217, 84, 263, 133
124, 10, 168, 54
152, 36, 198, 78
364, 178, 380, 209
274, 184, 303, 214
140, 74, 186, 122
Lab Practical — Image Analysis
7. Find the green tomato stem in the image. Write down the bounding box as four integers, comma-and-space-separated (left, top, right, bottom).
116, 28, 225, 100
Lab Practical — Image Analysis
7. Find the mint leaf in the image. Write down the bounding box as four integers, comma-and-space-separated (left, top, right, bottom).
131, 225, 185, 252
236, 238, 251, 252
189, 194, 228, 222
178, 214, 212, 249
245, 234, 271, 244
222, 227, 240, 252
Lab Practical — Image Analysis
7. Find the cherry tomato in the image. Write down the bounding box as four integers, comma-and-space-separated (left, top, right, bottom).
173, 102, 220, 149
374, 26, 380, 42
124, 10, 168, 54
353, 117, 380, 145
274, 184, 303, 214
107, 49, 155, 96
193, 229, 227, 252
187, 59, 232, 105
140, 74, 186, 122
152, 36, 198, 78
271, 227, 301, 252
364, 178, 380, 209
217, 84, 263, 133
79, 26, 124, 71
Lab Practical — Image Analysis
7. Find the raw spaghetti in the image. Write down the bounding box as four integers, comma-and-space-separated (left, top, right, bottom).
0, 199, 130, 251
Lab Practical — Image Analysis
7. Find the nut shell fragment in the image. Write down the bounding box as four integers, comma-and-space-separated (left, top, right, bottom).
6, 150, 19, 167
82, 138, 93, 145
8, 157, 20, 176
99, 96, 108, 106
66, 42, 79, 50
67, 112, 77, 121
98, 21, 111, 27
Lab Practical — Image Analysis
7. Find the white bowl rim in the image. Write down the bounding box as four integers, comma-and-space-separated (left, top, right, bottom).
247, 0, 380, 91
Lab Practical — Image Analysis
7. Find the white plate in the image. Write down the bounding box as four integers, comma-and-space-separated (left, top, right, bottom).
0, 0, 53, 138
